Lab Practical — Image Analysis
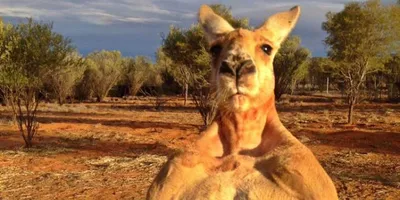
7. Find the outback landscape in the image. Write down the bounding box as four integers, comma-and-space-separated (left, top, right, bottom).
0, 95, 399, 200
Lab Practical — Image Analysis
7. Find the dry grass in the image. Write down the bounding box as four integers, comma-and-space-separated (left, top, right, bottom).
0, 96, 399, 199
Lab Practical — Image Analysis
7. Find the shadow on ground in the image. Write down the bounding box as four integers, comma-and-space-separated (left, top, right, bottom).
296, 129, 400, 155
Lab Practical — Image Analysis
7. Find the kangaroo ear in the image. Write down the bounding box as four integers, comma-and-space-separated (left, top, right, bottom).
198, 5, 234, 44
256, 6, 301, 45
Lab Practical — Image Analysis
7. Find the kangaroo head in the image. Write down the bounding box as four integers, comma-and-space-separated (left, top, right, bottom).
199, 5, 300, 112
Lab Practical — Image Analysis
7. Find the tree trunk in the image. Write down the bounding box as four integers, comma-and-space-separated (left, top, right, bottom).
290, 80, 297, 95
58, 96, 65, 105
184, 83, 188, 106
326, 77, 330, 94
24, 136, 33, 148
374, 78, 378, 100
130, 84, 142, 96
348, 97, 355, 124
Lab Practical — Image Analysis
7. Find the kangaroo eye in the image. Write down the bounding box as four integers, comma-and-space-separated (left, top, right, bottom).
261, 44, 272, 55
210, 44, 222, 57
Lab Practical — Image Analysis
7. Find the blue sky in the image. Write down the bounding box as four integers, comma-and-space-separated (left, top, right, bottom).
0, 0, 396, 59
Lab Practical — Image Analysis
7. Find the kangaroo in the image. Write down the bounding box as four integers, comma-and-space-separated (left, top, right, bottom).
147, 5, 338, 200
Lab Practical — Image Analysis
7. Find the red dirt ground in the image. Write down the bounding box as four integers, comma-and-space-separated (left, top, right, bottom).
0, 96, 399, 199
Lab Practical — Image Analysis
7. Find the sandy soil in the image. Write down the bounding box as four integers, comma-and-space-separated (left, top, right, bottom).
0, 96, 399, 200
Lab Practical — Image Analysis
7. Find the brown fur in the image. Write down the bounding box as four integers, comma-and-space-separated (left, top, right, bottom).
147, 5, 338, 200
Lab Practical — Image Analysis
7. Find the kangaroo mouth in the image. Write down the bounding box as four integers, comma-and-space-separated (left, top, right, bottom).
230, 93, 247, 103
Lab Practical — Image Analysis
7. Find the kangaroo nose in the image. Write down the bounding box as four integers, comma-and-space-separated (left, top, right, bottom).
219, 61, 235, 77
219, 60, 256, 78
237, 60, 256, 76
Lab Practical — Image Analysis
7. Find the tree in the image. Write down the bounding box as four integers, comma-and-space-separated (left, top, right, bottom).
123, 56, 155, 96
74, 66, 97, 101
44, 51, 84, 105
84, 50, 124, 102
308, 57, 337, 93
0, 19, 75, 147
153, 48, 181, 95
385, 54, 400, 100
323, 0, 400, 124
273, 36, 311, 100
162, 25, 210, 105
290, 59, 310, 94
0, 18, 18, 107
161, 4, 249, 126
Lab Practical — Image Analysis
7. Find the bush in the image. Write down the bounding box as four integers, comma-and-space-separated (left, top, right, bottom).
79, 50, 124, 102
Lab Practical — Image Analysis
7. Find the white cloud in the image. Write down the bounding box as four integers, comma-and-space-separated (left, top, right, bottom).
122, 17, 178, 24
1, 0, 397, 57
75, 8, 179, 25
0, 6, 62, 19
0, 0, 182, 25
78, 9, 119, 25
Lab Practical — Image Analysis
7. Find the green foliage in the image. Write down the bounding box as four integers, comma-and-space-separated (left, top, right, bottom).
308, 58, 336, 75
154, 48, 181, 94
82, 50, 124, 102
0, 20, 27, 105
75, 66, 97, 101
322, 0, 400, 123
323, 0, 398, 68
8, 19, 74, 87
155, 48, 172, 71
273, 36, 311, 100
123, 56, 157, 96
162, 25, 210, 88
385, 54, 400, 100
0, 18, 76, 147
0, 18, 76, 103
44, 51, 84, 104
308, 57, 337, 91
0, 19, 15, 64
